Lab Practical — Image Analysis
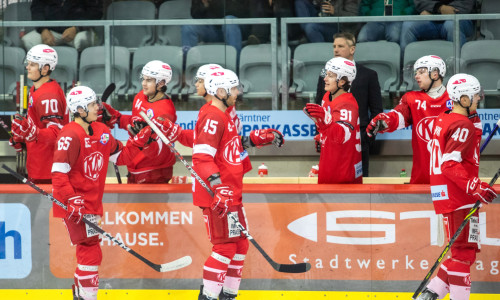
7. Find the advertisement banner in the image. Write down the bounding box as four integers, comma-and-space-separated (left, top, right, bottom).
112, 109, 500, 142
49, 202, 500, 281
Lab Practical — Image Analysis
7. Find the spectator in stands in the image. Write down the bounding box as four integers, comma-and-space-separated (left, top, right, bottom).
294, 0, 359, 43
358, 0, 415, 44
247, 0, 300, 45
400, 0, 475, 55
182, 0, 249, 56
22, 0, 103, 52
315, 32, 383, 177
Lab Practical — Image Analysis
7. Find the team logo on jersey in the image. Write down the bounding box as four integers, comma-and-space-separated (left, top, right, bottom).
28, 96, 33, 108
83, 151, 104, 181
446, 100, 453, 110
430, 185, 449, 201
415, 116, 437, 142
147, 108, 154, 120
223, 136, 242, 166
100, 133, 109, 145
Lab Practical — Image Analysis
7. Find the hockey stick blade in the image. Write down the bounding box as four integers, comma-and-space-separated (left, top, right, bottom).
1, 164, 192, 273
412, 168, 500, 299
140, 111, 312, 273
101, 83, 116, 103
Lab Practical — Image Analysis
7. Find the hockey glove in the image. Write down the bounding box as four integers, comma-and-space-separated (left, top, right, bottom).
151, 115, 182, 143
66, 194, 85, 224
303, 103, 332, 131
9, 137, 23, 153
130, 126, 156, 148
366, 113, 390, 137
98, 103, 121, 129
126, 116, 148, 136
248, 129, 285, 148
466, 177, 498, 204
211, 185, 234, 218
11, 114, 38, 142
314, 134, 322, 153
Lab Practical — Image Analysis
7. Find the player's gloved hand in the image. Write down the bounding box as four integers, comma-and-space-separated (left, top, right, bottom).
211, 185, 233, 218
467, 177, 498, 204
303, 103, 332, 131
66, 194, 85, 224
366, 113, 390, 137
11, 114, 38, 142
98, 103, 121, 129
151, 115, 182, 143
9, 137, 23, 152
249, 129, 285, 148
314, 134, 321, 153
126, 116, 148, 136
130, 126, 155, 148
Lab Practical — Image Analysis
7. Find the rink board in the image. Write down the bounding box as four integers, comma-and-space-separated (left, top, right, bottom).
1, 184, 500, 298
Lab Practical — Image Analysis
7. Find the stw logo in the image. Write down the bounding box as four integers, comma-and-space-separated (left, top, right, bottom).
211, 71, 224, 76
452, 78, 467, 84
83, 151, 104, 181
223, 136, 242, 166
43, 49, 55, 53
344, 60, 355, 66
416, 116, 437, 143
70, 90, 82, 95
162, 64, 171, 70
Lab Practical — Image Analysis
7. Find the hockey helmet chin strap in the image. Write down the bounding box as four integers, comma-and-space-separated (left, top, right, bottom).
424, 69, 440, 93
32, 67, 49, 83
215, 92, 231, 108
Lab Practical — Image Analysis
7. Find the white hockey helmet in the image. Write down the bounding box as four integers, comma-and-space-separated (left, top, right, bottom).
67, 86, 99, 114
324, 57, 356, 83
195, 63, 222, 81
26, 44, 58, 71
447, 73, 482, 103
141, 60, 172, 85
205, 69, 240, 96
414, 55, 446, 78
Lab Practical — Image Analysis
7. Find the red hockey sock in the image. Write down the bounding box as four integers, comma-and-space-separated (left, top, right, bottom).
223, 253, 245, 295
427, 259, 450, 298
202, 252, 231, 299
448, 259, 472, 300
74, 266, 99, 300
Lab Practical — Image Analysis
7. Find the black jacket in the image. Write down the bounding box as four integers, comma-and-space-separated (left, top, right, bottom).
32, 0, 103, 34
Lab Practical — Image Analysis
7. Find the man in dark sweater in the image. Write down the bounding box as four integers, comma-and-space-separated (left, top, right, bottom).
315, 32, 383, 177
22, 0, 103, 51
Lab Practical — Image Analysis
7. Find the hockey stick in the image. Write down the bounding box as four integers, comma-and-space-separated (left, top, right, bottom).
139, 111, 312, 274
99, 83, 122, 184
412, 168, 500, 299
1, 164, 192, 273
480, 119, 500, 154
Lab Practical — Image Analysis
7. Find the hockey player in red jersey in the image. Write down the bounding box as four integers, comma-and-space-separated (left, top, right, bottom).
10, 44, 69, 183
304, 57, 362, 184
98, 60, 177, 183
52, 86, 154, 300
419, 74, 497, 300
367, 55, 452, 183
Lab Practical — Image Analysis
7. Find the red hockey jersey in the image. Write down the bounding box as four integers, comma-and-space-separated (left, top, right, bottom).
429, 111, 482, 214
118, 91, 177, 177
51, 122, 139, 218
318, 92, 362, 184
384, 90, 452, 183
26, 80, 69, 180
192, 105, 244, 207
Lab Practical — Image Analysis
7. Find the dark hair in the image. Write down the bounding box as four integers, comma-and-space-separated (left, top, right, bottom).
340, 76, 351, 92
333, 32, 356, 47
159, 85, 167, 93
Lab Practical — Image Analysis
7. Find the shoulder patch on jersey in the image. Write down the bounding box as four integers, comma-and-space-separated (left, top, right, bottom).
431, 185, 449, 201
100, 133, 110, 145
446, 100, 453, 110
147, 108, 154, 120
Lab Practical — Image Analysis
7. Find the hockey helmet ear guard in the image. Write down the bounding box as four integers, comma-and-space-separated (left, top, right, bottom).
25, 44, 58, 71
67, 86, 98, 114
141, 60, 172, 85
323, 57, 356, 83
447, 73, 482, 103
